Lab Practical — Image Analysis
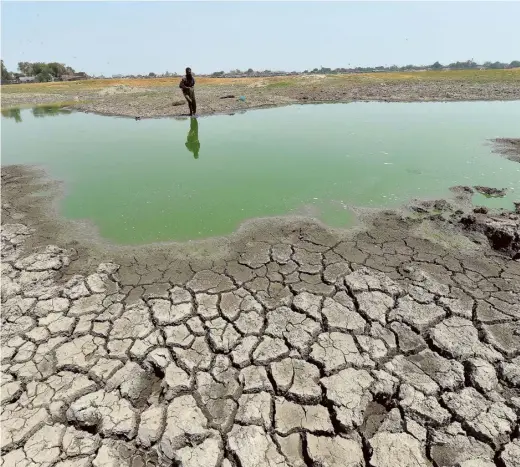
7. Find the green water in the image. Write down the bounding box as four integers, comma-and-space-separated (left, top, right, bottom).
2, 102, 519, 244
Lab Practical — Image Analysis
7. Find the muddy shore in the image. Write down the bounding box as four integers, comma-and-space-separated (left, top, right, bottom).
2, 162, 520, 466
3, 74, 520, 118
491, 138, 520, 163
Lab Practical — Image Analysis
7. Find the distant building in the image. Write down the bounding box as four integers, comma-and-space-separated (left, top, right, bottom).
18, 76, 36, 83
61, 72, 88, 81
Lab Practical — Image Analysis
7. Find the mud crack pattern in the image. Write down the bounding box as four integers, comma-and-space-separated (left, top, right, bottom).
2, 212, 520, 466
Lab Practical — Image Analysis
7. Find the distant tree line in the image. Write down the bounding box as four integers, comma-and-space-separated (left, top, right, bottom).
1, 61, 84, 83
90, 59, 520, 80
79, 60, 520, 80
209, 60, 520, 77
18, 61, 78, 81
3, 58, 520, 83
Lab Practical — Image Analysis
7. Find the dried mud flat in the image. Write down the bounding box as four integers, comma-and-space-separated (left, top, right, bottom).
1, 164, 520, 467
3, 75, 520, 119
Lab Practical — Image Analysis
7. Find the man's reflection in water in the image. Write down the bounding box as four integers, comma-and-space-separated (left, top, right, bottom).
185, 117, 200, 159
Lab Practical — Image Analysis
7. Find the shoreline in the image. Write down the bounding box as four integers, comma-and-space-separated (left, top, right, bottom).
2, 163, 520, 465
7, 95, 520, 121
1, 160, 516, 253
2, 162, 518, 268
3, 71, 520, 119
72, 96, 520, 120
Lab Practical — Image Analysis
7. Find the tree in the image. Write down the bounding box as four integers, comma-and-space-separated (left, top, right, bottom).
247, 68, 254, 74
35, 69, 53, 82
489, 61, 506, 69
1, 60, 13, 82
18, 61, 33, 75
47, 62, 67, 79
17, 62, 78, 79
431, 61, 443, 70
148, 72, 157, 77
31, 62, 51, 76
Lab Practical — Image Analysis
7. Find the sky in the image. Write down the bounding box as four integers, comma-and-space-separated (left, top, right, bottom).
2, 1, 520, 76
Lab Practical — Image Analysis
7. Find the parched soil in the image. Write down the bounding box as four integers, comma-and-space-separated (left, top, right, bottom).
2, 69, 520, 118
2, 164, 520, 466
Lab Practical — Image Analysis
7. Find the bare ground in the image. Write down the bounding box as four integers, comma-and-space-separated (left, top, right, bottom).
2, 164, 520, 466
2, 71, 520, 118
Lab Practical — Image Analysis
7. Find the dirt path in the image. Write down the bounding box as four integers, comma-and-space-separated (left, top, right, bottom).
3, 70, 520, 118
2, 164, 520, 466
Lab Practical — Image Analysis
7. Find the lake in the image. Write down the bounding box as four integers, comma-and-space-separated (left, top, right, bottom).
2, 102, 519, 243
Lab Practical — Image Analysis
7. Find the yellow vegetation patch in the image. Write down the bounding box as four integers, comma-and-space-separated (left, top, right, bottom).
327, 68, 520, 83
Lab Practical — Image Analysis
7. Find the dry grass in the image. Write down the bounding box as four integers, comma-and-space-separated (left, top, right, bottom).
0, 76, 256, 94
1, 78, 173, 95
3, 68, 517, 96
327, 68, 520, 83
264, 80, 294, 89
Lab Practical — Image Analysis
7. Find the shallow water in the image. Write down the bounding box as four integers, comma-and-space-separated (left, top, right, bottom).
2, 102, 519, 244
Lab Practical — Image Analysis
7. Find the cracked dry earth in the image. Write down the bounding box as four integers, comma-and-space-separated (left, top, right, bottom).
2, 199, 520, 466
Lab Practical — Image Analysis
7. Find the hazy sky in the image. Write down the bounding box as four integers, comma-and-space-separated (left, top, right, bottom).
2, 1, 519, 76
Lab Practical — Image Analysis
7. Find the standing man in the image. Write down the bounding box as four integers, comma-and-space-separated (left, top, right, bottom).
179, 67, 197, 117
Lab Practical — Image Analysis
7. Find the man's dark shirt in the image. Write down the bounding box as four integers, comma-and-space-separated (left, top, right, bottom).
180, 75, 195, 91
